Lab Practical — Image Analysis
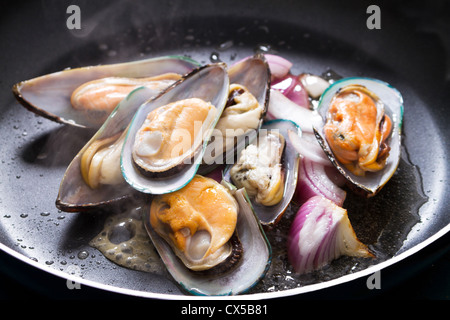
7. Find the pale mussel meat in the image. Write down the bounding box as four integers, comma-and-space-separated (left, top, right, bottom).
13, 56, 199, 128
121, 63, 230, 195
56, 86, 156, 212
131, 97, 217, 178
224, 119, 300, 227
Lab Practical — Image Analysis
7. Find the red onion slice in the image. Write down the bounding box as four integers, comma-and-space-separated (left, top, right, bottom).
296, 157, 347, 207
272, 74, 309, 108
232, 54, 292, 80
287, 196, 373, 275
288, 129, 346, 206
204, 164, 225, 183
265, 54, 293, 79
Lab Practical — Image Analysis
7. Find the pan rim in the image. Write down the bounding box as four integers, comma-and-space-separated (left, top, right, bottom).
1, 223, 448, 299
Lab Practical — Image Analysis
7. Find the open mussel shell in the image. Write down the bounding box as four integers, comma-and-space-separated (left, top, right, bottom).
199, 53, 271, 173
12, 55, 200, 128
314, 77, 404, 196
55, 86, 157, 212
143, 184, 272, 296
228, 53, 270, 112
224, 119, 301, 228
121, 63, 230, 195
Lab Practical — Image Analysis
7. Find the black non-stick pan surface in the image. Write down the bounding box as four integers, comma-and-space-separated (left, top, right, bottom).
0, 0, 449, 300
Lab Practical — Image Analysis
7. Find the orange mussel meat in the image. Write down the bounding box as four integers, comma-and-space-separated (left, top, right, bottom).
323, 85, 392, 176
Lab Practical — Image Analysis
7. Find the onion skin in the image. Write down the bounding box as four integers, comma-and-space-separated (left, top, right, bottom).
287, 196, 373, 275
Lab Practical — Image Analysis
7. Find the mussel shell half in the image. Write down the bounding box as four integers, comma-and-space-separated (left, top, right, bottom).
12, 55, 200, 128
199, 53, 271, 172
143, 186, 271, 296
224, 119, 301, 227
56, 86, 157, 212
314, 77, 404, 196
121, 63, 230, 195
228, 53, 271, 112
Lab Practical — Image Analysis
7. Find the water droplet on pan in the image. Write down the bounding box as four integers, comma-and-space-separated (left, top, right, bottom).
210, 52, 221, 63
77, 250, 89, 260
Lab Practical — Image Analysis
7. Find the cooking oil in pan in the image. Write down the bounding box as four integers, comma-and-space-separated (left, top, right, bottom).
89, 206, 166, 275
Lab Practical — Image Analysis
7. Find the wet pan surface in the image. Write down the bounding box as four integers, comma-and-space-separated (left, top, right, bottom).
0, 0, 449, 299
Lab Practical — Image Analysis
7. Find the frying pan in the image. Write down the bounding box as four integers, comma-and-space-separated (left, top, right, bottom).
0, 0, 449, 300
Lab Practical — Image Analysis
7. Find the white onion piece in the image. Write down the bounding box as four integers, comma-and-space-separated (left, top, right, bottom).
299, 73, 330, 99
267, 89, 323, 133
287, 196, 373, 275
296, 157, 346, 207
265, 54, 293, 79
288, 130, 331, 166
